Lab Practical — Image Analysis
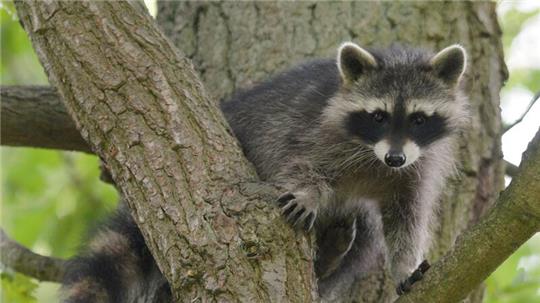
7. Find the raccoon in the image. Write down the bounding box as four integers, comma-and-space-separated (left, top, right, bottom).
221, 42, 468, 299
61, 202, 172, 303
61, 42, 468, 302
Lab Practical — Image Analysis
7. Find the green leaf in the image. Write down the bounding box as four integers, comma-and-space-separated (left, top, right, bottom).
1, 272, 38, 303
499, 8, 540, 54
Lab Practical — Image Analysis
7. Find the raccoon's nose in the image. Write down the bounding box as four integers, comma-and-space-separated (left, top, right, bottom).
384, 152, 406, 167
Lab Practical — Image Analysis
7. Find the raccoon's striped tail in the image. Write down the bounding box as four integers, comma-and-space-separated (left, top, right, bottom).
61, 203, 171, 303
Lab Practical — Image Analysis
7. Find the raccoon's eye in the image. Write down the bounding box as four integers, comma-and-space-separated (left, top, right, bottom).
371, 111, 388, 123
411, 113, 427, 126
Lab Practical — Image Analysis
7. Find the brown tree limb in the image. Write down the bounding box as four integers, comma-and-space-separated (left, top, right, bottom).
14, 1, 315, 302
395, 127, 540, 303
0, 229, 66, 282
0, 85, 91, 153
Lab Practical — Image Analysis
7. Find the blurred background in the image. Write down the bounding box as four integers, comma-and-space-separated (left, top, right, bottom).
1, 0, 539, 302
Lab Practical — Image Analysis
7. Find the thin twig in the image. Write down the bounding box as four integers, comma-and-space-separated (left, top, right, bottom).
0, 228, 66, 282
503, 90, 540, 133
504, 160, 519, 177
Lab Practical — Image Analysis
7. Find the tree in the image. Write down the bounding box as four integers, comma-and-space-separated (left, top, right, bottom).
156, 2, 508, 300
2, 1, 539, 303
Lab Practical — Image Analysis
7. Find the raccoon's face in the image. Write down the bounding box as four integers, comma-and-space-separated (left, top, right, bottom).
327, 42, 467, 169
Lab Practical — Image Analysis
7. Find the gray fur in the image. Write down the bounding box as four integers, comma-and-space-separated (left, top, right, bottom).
61, 201, 171, 303
221, 42, 468, 300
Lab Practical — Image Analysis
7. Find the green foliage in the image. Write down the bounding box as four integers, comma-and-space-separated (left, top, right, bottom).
499, 9, 539, 55
0, 1, 47, 85
498, 7, 540, 99
1, 272, 38, 303
505, 69, 540, 94
1, 149, 118, 258
0, 148, 119, 301
485, 235, 540, 303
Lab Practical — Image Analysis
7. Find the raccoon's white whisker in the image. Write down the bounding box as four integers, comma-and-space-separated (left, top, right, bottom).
363, 156, 380, 172
338, 150, 374, 173
344, 157, 369, 174
331, 147, 370, 171
352, 155, 379, 174
340, 150, 370, 168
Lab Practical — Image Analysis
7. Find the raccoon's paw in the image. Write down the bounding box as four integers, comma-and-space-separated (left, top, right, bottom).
277, 191, 318, 232
396, 260, 431, 295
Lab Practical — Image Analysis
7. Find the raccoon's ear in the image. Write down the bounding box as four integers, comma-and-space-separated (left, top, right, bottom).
430, 45, 467, 86
337, 42, 377, 86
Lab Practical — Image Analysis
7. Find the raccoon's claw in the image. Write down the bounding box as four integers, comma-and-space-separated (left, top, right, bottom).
277, 192, 295, 206
396, 260, 431, 295
277, 192, 317, 232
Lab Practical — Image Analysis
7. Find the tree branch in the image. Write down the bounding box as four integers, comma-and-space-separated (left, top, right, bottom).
503, 90, 540, 133
0, 85, 91, 153
504, 159, 519, 177
15, 1, 315, 301
395, 127, 540, 303
0, 229, 66, 282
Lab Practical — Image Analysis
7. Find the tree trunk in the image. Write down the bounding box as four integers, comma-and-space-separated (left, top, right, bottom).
15, 1, 315, 302
157, 1, 506, 302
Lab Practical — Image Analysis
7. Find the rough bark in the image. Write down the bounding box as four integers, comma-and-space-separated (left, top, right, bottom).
1, 85, 90, 153
15, 1, 315, 302
157, 1, 506, 302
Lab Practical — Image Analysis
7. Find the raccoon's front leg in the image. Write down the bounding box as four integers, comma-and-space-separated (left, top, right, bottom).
315, 217, 357, 279
382, 195, 433, 288
275, 161, 332, 231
